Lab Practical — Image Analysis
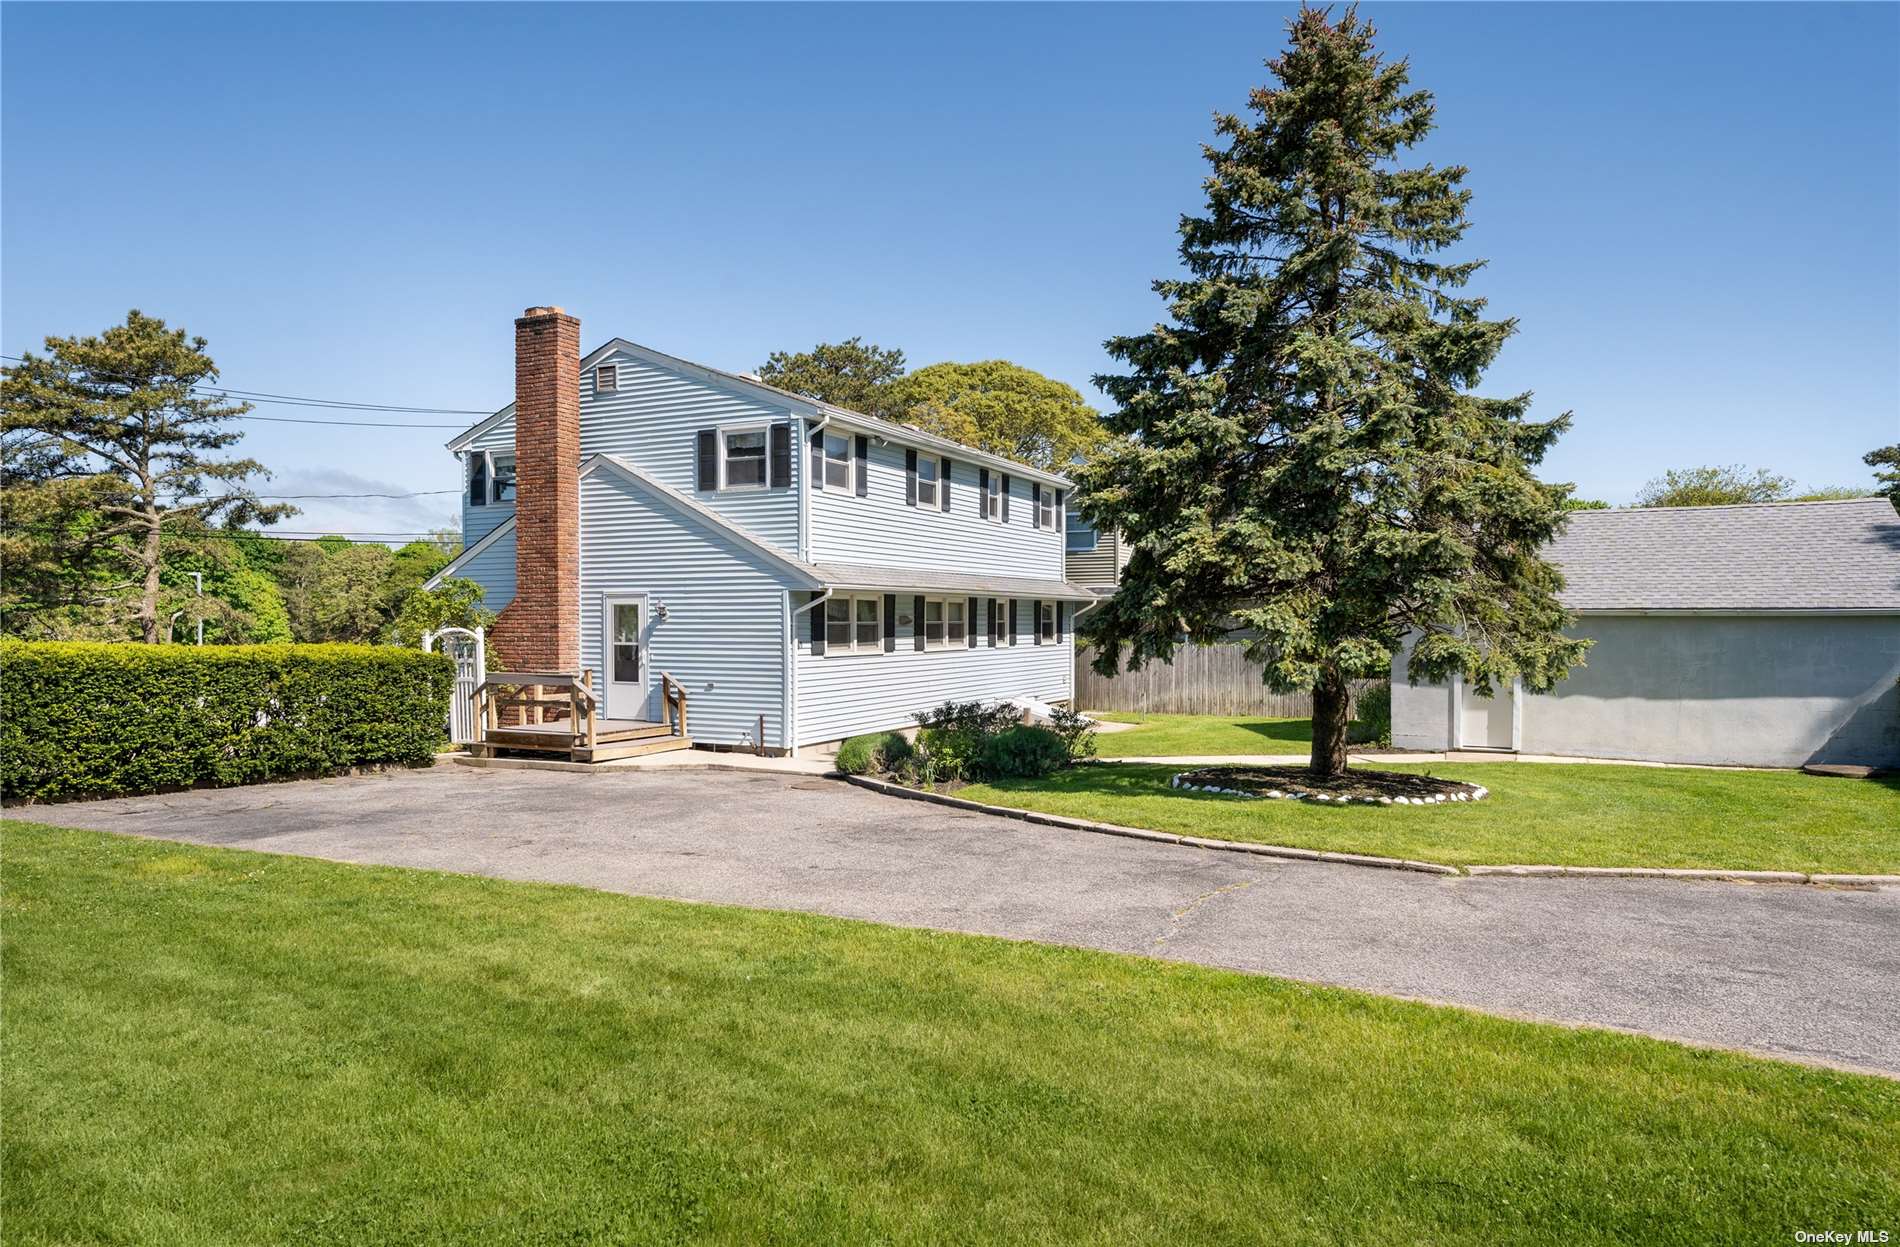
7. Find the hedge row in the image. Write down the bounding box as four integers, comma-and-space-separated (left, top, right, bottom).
0, 641, 455, 802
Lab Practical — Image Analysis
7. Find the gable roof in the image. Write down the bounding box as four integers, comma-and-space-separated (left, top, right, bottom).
1550, 498, 1900, 613
421, 514, 515, 591
444, 337, 1075, 488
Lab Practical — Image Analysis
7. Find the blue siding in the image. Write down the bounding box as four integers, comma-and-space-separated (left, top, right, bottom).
795, 596, 1073, 745
579, 467, 793, 749
454, 524, 516, 613
464, 351, 802, 552
808, 436, 1066, 579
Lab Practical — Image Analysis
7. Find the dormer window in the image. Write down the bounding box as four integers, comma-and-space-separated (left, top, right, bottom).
596, 365, 618, 394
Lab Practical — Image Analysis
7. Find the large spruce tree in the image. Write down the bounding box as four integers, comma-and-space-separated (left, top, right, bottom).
1076, 7, 1588, 776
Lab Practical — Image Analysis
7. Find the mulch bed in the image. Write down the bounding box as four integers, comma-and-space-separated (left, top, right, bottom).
1172, 765, 1487, 806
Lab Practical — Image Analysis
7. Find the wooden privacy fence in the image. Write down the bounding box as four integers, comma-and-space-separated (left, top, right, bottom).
1074, 644, 1377, 717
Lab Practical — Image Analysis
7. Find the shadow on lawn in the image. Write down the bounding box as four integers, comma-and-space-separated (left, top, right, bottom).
1237, 718, 1314, 745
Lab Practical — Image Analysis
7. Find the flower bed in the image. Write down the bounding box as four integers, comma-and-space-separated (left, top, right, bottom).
1171, 765, 1487, 806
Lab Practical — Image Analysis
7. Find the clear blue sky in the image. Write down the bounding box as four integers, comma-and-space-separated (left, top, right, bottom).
4, 2, 1896, 538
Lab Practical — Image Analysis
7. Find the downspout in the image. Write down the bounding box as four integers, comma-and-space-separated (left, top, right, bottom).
787, 586, 834, 758
800, 410, 828, 564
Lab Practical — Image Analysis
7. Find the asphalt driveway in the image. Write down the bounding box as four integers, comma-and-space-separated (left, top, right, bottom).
19, 763, 1900, 1076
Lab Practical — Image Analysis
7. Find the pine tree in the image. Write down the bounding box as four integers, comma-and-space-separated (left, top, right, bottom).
1076, 7, 1588, 777
0, 311, 293, 641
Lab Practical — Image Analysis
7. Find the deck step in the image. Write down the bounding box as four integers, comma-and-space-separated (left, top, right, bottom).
575, 736, 694, 763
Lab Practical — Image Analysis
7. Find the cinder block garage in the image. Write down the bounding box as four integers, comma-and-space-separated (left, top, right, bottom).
1392, 498, 1900, 769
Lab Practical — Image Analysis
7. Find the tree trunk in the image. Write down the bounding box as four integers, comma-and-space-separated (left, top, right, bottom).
137, 516, 162, 643
1309, 669, 1352, 778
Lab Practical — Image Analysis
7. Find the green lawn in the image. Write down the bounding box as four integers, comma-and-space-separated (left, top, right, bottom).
1091, 711, 1315, 756
5, 823, 1896, 1244
962, 762, 1900, 873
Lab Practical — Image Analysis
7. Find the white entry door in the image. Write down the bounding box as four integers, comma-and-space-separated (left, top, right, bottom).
1455, 676, 1517, 751
601, 594, 651, 721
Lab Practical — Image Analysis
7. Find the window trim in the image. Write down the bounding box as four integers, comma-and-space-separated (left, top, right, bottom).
1037, 488, 1057, 531
718, 423, 771, 491
1039, 600, 1057, 642
945, 596, 967, 647
990, 598, 1009, 645
469, 450, 516, 507
984, 471, 1002, 522
820, 593, 884, 656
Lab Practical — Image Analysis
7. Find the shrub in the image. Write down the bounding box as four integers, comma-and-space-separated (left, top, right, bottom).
0, 641, 454, 802
912, 699, 1022, 737
915, 726, 985, 784
835, 730, 912, 776
976, 725, 1070, 780
1348, 681, 1392, 746
1046, 705, 1099, 759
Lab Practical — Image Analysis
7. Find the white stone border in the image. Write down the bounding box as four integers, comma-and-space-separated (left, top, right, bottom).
1170, 771, 1488, 806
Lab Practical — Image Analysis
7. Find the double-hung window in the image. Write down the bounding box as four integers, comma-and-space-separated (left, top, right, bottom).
991, 599, 1010, 645
1037, 487, 1057, 530
946, 598, 967, 646
722, 427, 768, 489
823, 595, 883, 654
1065, 513, 1097, 552
468, 451, 515, 506
822, 433, 852, 490
915, 456, 939, 508
922, 598, 946, 648
1039, 600, 1058, 642
984, 471, 1002, 521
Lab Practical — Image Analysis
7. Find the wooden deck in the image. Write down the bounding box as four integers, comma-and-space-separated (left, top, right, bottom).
470, 671, 695, 764
477, 718, 692, 762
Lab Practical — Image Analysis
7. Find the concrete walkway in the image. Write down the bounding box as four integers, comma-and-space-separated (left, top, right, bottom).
19, 766, 1899, 1077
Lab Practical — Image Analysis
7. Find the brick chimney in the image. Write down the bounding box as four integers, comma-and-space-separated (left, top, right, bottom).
492, 306, 581, 674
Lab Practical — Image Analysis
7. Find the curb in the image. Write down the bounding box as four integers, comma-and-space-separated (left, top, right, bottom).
839, 775, 1459, 876
836, 776, 1900, 888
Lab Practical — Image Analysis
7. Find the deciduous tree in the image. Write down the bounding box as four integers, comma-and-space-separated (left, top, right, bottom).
1633, 465, 1792, 508
1075, 6, 1587, 777
884, 361, 1107, 471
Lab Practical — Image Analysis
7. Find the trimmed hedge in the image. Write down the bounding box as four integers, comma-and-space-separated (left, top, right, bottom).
0, 641, 454, 802
835, 731, 912, 777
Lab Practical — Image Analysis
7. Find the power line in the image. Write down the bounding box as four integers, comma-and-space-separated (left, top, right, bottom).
0, 353, 491, 418
233, 413, 466, 428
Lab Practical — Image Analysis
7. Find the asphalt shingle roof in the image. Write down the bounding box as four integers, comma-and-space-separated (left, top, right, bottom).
1547, 498, 1900, 612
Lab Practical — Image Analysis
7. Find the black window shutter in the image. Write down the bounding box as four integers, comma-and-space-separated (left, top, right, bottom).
771, 423, 792, 489
809, 425, 825, 491
883, 593, 897, 652
978, 467, 989, 516
1032, 482, 1042, 528
469, 454, 488, 506
696, 430, 717, 491
966, 597, 978, 648
1008, 598, 1018, 646
809, 593, 826, 656
1001, 475, 1010, 523
1055, 489, 1065, 530
939, 458, 951, 513
987, 598, 998, 647
855, 435, 869, 496
1032, 599, 1043, 644
1056, 601, 1066, 642
913, 595, 926, 651
905, 448, 918, 507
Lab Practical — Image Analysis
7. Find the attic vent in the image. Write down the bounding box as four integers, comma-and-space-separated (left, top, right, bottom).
596, 365, 618, 393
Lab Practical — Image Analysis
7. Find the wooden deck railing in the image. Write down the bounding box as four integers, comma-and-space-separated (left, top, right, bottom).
478, 671, 599, 748
659, 671, 688, 740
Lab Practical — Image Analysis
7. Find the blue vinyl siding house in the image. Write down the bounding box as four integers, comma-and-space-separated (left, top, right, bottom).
429, 309, 1091, 754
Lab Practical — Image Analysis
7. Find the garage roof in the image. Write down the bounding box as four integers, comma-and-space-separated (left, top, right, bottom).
1549, 497, 1900, 612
